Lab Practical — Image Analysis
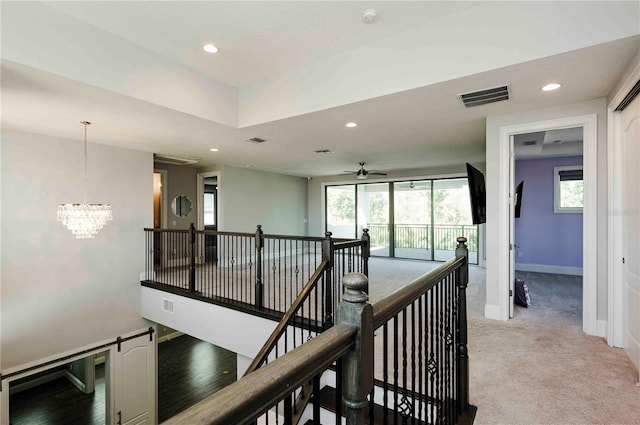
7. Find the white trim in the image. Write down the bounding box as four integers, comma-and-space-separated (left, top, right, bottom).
498, 114, 598, 336
154, 168, 168, 229
515, 263, 583, 276
197, 171, 221, 231
597, 320, 608, 339
484, 304, 502, 321
553, 165, 584, 213
157, 330, 184, 344
607, 60, 640, 348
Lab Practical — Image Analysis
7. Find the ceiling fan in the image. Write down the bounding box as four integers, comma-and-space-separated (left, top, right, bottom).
344, 162, 387, 180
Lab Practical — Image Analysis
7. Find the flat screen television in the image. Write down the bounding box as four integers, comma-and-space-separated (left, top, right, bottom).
514, 180, 524, 218
466, 163, 486, 224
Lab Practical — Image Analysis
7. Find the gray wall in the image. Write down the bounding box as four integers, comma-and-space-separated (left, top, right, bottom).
1, 129, 152, 370
203, 165, 308, 235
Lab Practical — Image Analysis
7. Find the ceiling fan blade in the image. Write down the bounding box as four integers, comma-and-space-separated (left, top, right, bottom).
368, 171, 387, 175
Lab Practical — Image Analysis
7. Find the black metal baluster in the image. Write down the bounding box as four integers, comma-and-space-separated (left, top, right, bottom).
393, 315, 399, 425
383, 323, 389, 425
418, 295, 424, 424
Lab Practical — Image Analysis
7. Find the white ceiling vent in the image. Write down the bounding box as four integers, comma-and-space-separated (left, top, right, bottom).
154, 154, 199, 166
458, 85, 510, 107
522, 140, 537, 146
245, 137, 267, 144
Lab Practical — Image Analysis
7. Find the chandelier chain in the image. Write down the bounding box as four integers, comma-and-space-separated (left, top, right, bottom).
82, 121, 89, 204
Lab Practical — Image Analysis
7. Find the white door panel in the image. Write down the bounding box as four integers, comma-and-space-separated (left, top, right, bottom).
622, 93, 640, 372
114, 335, 156, 425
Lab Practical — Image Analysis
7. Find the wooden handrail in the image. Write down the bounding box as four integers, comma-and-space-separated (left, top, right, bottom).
244, 259, 330, 375
371, 255, 465, 329
164, 323, 357, 425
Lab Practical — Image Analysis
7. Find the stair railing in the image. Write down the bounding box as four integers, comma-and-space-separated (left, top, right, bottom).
163, 237, 474, 425
143, 225, 369, 325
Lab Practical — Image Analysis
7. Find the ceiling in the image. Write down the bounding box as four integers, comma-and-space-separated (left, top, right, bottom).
2, 1, 639, 178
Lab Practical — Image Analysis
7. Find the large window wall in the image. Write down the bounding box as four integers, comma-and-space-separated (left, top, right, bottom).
325, 178, 478, 264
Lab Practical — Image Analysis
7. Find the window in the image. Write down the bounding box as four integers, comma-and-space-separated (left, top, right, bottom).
554, 166, 583, 213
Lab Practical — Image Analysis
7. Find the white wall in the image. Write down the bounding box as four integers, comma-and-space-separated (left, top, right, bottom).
206, 165, 308, 235
485, 99, 608, 320
1, 129, 152, 370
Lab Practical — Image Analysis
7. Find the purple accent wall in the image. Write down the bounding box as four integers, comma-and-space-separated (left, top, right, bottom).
514, 156, 583, 268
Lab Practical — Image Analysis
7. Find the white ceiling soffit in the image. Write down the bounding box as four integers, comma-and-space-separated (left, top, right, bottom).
1, 2, 639, 177
2, 1, 638, 127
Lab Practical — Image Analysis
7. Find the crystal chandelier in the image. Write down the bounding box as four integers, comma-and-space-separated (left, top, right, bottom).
57, 121, 113, 238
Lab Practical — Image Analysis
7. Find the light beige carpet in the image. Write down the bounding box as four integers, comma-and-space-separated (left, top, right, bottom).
367, 257, 640, 425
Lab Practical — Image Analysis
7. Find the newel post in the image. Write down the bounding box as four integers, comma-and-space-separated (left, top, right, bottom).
189, 223, 196, 292
322, 231, 335, 328
361, 228, 370, 282
336, 273, 373, 425
455, 236, 469, 412
255, 225, 264, 309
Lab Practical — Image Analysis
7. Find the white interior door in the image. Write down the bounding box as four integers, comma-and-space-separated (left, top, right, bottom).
509, 137, 516, 318
621, 93, 640, 372
113, 334, 156, 425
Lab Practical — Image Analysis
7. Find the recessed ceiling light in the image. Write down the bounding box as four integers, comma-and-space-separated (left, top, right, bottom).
203, 44, 218, 54
209, 148, 219, 152
345, 122, 358, 128
541, 83, 561, 92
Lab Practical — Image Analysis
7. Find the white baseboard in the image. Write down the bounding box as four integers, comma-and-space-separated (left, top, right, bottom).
158, 330, 184, 344
515, 263, 583, 276
484, 304, 503, 321
65, 370, 87, 393
9, 369, 66, 395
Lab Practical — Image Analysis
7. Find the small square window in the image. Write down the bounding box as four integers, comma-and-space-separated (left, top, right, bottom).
554, 166, 583, 213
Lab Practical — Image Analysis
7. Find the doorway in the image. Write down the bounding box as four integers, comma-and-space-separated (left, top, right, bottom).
497, 114, 597, 335
511, 128, 584, 325
9, 354, 106, 425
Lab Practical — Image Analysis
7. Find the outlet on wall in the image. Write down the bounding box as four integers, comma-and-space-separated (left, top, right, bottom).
518, 251, 523, 257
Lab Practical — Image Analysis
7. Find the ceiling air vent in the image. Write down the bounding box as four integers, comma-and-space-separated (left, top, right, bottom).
314, 149, 334, 154
459, 85, 510, 108
154, 154, 199, 166
522, 140, 537, 146
245, 137, 267, 144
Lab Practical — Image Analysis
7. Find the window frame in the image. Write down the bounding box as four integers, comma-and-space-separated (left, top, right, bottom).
554, 165, 584, 213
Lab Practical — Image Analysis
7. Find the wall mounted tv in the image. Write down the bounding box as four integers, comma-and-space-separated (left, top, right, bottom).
466, 163, 486, 224
514, 180, 524, 218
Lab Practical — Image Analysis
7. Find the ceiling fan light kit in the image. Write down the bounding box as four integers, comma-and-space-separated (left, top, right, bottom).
344, 162, 387, 180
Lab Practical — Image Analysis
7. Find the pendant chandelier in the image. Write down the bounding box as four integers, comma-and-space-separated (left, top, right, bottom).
57, 121, 113, 239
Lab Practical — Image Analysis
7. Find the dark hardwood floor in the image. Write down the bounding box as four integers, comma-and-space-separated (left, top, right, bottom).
9, 334, 237, 424
157, 334, 236, 423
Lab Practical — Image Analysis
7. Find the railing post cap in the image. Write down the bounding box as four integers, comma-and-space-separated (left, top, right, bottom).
256, 224, 262, 230
457, 236, 467, 244
325, 231, 333, 238
342, 273, 368, 303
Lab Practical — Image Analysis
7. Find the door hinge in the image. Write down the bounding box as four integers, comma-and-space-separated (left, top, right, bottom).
117, 411, 122, 425
623, 257, 626, 264
509, 243, 514, 250
509, 289, 513, 297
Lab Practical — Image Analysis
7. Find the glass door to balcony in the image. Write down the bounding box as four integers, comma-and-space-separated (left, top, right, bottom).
393, 181, 432, 260
325, 178, 478, 264
358, 183, 390, 257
